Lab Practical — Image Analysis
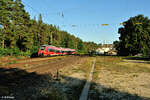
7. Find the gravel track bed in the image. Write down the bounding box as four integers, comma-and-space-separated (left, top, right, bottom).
2, 56, 65, 68
0, 56, 85, 100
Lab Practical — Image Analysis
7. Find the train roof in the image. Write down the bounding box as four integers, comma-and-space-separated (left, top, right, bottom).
41, 45, 55, 47
40, 45, 75, 51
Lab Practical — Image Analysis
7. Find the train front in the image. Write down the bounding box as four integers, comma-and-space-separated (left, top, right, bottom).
38, 45, 47, 56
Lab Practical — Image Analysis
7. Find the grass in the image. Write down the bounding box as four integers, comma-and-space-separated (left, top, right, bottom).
0, 62, 3, 66
16, 56, 25, 59
96, 56, 150, 74
124, 55, 150, 61
7, 60, 17, 64
24, 64, 29, 67
37, 88, 67, 100
80, 57, 95, 78
64, 80, 86, 100
0, 56, 26, 66
72, 68, 80, 73
88, 56, 150, 100
42, 57, 95, 100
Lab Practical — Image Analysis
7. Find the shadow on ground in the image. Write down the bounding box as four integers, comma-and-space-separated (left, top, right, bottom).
0, 67, 150, 100
122, 56, 150, 64
123, 56, 150, 61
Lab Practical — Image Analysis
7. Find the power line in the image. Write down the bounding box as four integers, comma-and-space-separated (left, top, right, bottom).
22, 1, 144, 28
22, 1, 41, 15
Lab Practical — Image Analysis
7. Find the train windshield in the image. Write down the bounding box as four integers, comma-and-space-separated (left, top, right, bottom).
40, 46, 46, 50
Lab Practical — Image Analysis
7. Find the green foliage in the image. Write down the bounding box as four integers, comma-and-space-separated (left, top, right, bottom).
19, 50, 31, 57
0, 48, 20, 56
0, 48, 10, 56
77, 40, 84, 51
11, 48, 20, 56
113, 40, 120, 54
31, 46, 39, 54
116, 14, 150, 56
8, 60, 17, 64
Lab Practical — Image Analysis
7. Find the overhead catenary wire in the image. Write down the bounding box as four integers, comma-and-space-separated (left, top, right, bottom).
22, 1, 144, 28
55, 22, 143, 28
22, 1, 41, 15
22, 1, 64, 21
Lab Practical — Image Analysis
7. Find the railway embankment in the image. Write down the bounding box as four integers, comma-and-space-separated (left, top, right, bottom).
0, 56, 95, 100
1, 56, 150, 100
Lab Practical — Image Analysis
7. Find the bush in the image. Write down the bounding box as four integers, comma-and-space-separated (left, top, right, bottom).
0, 46, 40, 57
0, 48, 31, 57
0, 48, 11, 56
20, 50, 31, 57
30, 46, 39, 58
0, 48, 23, 56
31, 46, 39, 54
11, 48, 20, 56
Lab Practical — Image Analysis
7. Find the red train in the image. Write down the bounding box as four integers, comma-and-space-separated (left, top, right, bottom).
38, 45, 76, 56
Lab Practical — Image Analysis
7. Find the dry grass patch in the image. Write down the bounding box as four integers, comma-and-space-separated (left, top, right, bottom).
41, 57, 95, 100
88, 56, 150, 100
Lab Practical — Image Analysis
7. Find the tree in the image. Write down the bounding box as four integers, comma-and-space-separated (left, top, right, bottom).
117, 14, 150, 56
77, 40, 84, 51
0, 0, 100, 56
38, 13, 43, 45
0, 0, 12, 48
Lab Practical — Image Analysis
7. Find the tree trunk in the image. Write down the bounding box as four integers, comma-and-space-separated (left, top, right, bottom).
51, 32, 53, 45
2, 40, 4, 48
2, 24, 7, 48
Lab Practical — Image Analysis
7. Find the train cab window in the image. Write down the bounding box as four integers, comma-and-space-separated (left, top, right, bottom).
56, 50, 60, 53
48, 48, 55, 52
47, 48, 50, 52
40, 46, 46, 50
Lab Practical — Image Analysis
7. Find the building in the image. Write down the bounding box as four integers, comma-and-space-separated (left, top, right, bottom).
96, 44, 117, 55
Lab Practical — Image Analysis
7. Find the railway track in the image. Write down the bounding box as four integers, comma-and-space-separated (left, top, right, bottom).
0, 55, 89, 99
0, 55, 91, 100
2, 56, 66, 68
0, 56, 67, 85
0, 56, 82, 87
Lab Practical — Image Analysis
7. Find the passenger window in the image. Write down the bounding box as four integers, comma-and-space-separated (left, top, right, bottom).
50, 48, 54, 52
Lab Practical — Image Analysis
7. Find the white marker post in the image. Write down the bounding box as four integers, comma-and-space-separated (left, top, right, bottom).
79, 59, 96, 100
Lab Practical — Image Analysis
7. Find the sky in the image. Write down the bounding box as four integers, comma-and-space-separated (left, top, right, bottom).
22, 0, 150, 44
